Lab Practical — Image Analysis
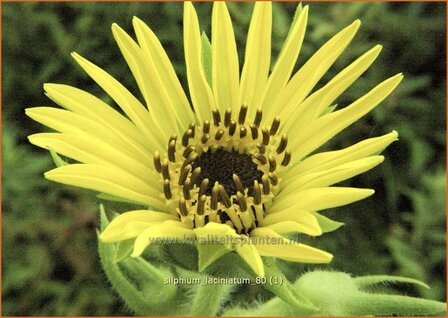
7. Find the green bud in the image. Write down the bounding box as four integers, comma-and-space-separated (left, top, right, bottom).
98, 205, 185, 315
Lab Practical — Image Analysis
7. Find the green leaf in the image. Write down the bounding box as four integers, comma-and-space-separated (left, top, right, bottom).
98, 205, 186, 315
262, 259, 319, 315
201, 31, 212, 87
294, 271, 446, 316
321, 104, 338, 116
352, 294, 446, 316
190, 284, 234, 316
354, 274, 430, 290
49, 148, 68, 167
197, 243, 232, 272
113, 239, 134, 263
311, 212, 344, 233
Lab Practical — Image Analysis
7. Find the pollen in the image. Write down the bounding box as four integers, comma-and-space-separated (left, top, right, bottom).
154, 106, 291, 234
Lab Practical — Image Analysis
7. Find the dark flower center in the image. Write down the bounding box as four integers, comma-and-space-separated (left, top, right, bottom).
191, 148, 263, 196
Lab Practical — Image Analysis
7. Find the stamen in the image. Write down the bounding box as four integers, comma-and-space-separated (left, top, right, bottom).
257, 143, 266, 154
197, 195, 206, 215
203, 120, 210, 134
250, 124, 258, 140
211, 183, 219, 210
198, 178, 209, 198
161, 159, 170, 180
268, 172, 278, 186
212, 109, 221, 126
183, 145, 195, 158
153, 151, 162, 173
253, 109, 262, 127
182, 129, 193, 147
281, 150, 291, 166
183, 178, 192, 199
179, 198, 189, 216
253, 153, 267, 165
182, 152, 197, 171
276, 135, 288, 154
168, 140, 176, 162
156, 104, 291, 234
189, 123, 196, 138
215, 129, 224, 141
228, 120, 236, 136
190, 167, 201, 185
239, 126, 247, 139
239, 211, 252, 229
238, 104, 248, 125
268, 155, 277, 172
270, 117, 280, 136
232, 174, 244, 193
254, 180, 261, 205
236, 191, 247, 211
261, 175, 270, 194
169, 134, 177, 143
201, 133, 210, 144
218, 185, 232, 208
178, 164, 192, 185
224, 108, 232, 127
261, 128, 270, 146
163, 179, 172, 199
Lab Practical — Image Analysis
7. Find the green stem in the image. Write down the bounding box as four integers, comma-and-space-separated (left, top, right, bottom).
190, 283, 234, 316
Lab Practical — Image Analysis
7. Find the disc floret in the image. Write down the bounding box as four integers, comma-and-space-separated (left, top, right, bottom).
153, 106, 291, 234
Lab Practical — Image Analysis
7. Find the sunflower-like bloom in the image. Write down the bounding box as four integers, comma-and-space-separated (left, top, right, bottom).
27, 2, 402, 276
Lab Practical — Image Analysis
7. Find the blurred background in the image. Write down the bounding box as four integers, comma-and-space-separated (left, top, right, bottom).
2, 2, 446, 315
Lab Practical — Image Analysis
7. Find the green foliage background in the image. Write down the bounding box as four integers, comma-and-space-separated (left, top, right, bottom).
2, 2, 446, 316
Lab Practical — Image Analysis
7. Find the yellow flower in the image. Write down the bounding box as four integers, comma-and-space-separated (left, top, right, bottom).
26, 2, 402, 277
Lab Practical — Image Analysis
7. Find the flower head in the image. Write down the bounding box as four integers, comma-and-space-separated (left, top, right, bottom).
27, 2, 402, 276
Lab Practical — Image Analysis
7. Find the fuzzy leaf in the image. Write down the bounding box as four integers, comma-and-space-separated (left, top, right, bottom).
311, 212, 344, 233
49, 148, 68, 167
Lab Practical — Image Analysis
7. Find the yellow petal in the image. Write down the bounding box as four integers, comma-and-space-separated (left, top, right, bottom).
29, 133, 158, 184
133, 16, 195, 129
235, 243, 265, 277
25, 107, 152, 164
193, 221, 240, 242
290, 74, 403, 159
111, 24, 180, 135
132, 221, 195, 257
288, 131, 398, 177
251, 228, 332, 263
263, 221, 322, 237
239, 2, 271, 119
261, 209, 322, 236
264, 20, 361, 125
183, 2, 216, 122
281, 156, 384, 192
45, 164, 168, 211
71, 52, 168, 143
282, 45, 382, 135
261, 6, 308, 112
212, 2, 240, 114
100, 210, 177, 242
271, 187, 374, 213
44, 83, 155, 152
